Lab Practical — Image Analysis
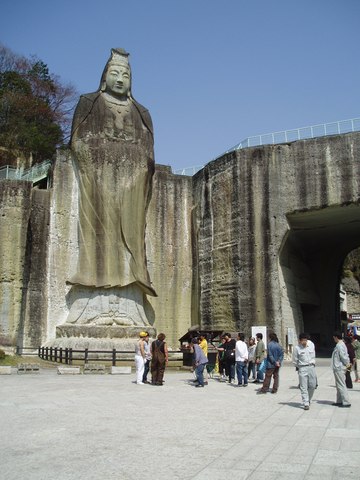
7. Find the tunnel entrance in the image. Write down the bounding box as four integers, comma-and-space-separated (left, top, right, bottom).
279, 203, 360, 349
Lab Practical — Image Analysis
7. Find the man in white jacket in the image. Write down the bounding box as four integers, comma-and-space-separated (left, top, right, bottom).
331, 332, 352, 408
293, 333, 317, 410
235, 333, 249, 387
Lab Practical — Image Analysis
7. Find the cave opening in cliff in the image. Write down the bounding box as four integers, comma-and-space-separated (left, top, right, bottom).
280, 203, 360, 349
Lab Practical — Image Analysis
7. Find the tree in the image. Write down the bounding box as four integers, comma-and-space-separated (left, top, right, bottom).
342, 247, 360, 287
0, 44, 77, 166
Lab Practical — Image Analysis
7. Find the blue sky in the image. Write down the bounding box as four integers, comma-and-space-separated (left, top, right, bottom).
1, 0, 359, 171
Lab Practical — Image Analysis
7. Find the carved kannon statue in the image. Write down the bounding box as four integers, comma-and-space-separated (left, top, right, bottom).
66, 48, 156, 326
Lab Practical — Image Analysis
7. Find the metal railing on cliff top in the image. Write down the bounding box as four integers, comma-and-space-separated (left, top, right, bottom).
1, 118, 359, 179
174, 117, 360, 176
0, 159, 52, 183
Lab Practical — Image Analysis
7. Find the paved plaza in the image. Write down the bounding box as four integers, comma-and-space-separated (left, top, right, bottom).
1, 358, 360, 480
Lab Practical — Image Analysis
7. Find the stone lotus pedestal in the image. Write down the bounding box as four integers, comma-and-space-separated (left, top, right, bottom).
49, 286, 156, 350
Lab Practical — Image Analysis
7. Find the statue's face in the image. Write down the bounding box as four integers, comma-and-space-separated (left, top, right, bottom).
105, 65, 131, 97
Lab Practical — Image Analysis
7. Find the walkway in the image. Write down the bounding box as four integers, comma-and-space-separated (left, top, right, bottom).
1, 359, 359, 479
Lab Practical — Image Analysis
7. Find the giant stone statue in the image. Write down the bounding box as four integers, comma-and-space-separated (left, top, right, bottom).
62, 48, 157, 344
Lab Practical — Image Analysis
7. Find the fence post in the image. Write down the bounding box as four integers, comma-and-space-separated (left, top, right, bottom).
112, 349, 117, 366
45, 347, 49, 361
84, 348, 88, 365
50, 347, 53, 361
69, 348, 73, 365
59, 348, 63, 364
65, 348, 69, 365
54, 347, 58, 363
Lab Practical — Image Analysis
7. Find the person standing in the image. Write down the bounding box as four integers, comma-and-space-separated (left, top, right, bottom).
216, 335, 227, 379
142, 333, 151, 383
257, 333, 284, 394
293, 333, 317, 410
135, 331, 148, 385
192, 338, 208, 388
199, 333, 209, 384
235, 333, 249, 386
351, 335, 360, 382
247, 337, 256, 381
344, 336, 355, 389
151, 333, 169, 386
331, 332, 351, 407
217, 333, 236, 384
254, 333, 266, 383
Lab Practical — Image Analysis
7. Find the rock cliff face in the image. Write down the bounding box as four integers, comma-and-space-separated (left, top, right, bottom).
146, 165, 193, 346
0, 181, 32, 345
0, 132, 359, 349
192, 133, 360, 347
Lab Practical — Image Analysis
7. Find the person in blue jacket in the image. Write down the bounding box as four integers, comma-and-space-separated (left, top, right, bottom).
192, 337, 208, 388
257, 332, 284, 394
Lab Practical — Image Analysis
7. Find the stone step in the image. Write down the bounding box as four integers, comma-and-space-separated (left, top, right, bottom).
57, 366, 81, 375
0, 366, 12, 375
83, 364, 106, 374
111, 366, 132, 375
17, 363, 40, 374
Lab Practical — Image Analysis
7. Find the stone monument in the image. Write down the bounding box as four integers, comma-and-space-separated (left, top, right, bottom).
55, 48, 157, 348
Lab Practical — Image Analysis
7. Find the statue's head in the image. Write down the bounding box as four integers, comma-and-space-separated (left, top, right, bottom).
99, 48, 132, 99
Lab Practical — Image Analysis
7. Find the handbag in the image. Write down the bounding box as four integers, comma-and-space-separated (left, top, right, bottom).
258, 358, 267, 374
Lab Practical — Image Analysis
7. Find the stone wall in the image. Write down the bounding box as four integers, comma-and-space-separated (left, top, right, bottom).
21, 188, 51, 346
146, 166, 193, 348
192, 133, 360, 346
1, 132, 359, 350
0, 181, 32, 346
0, 153, 194, 349
46, 150, 79, 339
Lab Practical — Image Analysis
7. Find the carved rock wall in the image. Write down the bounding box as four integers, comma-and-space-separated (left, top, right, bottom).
146, 166, 194, 347
22, 189, 51, 346
1, 132, 359, 350
192, 132, 360, 346
46, 151, 80, 338
0, 181, 32, 345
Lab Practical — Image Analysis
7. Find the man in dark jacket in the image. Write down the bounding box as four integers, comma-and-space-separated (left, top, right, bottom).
257, 332, 284, 394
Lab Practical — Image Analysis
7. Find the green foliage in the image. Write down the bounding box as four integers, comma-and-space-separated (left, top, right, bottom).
0, 44, 77, 166
342, 247, 360, 286
0, 349, 5, 360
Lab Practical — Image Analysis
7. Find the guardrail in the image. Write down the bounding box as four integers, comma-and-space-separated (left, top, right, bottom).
0, 159, 52, 183
38, 346, 183, 367
224, 117, 360, 154
174, 117, 360, 176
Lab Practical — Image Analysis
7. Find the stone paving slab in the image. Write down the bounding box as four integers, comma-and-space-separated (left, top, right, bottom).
0, 359, 359, 479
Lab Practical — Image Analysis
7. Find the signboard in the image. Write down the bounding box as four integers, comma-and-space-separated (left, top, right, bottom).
287, 327, 296, 345
349, 313, 360, 321
251, 326, 267, 349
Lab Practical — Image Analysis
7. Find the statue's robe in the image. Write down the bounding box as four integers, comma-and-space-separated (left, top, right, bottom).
69, 91, 156, 297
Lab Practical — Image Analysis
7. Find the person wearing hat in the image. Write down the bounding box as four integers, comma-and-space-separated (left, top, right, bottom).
135, 331, 148, 385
